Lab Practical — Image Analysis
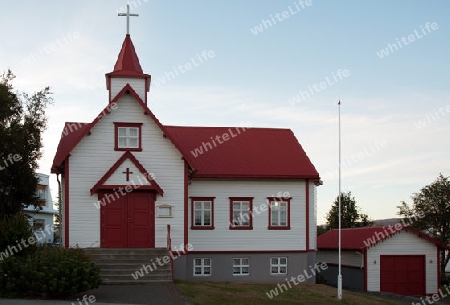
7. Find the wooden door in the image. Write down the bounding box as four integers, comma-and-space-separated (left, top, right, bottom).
100, 191, 155, 248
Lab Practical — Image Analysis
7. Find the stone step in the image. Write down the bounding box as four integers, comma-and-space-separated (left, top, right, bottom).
89, 256, 170, 262
85, 248, 168, 255
84, 248, 173, 284
102, 278, 172, 285
95, 263, 171, 270
100, 266, 172, 276
90, 258, 171, 264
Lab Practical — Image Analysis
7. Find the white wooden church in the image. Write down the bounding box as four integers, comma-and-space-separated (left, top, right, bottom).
51, 13, 321, 282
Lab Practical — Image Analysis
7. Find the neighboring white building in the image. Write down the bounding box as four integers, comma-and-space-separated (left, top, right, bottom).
51, 34, 321, 282
23, 173, 58, 244
317, 226, 450, 296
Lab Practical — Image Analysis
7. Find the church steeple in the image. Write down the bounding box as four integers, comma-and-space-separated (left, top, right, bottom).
107, 34, 145, 77
105, 5, 150, 104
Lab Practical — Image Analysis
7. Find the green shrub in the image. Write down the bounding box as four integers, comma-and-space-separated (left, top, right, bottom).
0, 213, 37, 258
0, 247, 102, 298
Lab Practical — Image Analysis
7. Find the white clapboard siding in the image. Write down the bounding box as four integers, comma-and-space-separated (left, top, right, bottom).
316, 250, 364, 268
366, 230, 438, 294
110, 78, 146, 102
188, 179, 307, 251
67, 94, 184, 248
309, 182, 317, 250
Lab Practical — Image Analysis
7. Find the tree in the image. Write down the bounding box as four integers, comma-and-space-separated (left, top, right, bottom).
397, 173, 450, 282
317, 225, 328, 237
0, 70, 52, 216
326, 191, 372, 230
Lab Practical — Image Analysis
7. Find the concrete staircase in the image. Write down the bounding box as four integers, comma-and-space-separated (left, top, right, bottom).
84, 248, 173, 284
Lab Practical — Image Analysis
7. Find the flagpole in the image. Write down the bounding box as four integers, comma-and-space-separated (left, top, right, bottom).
338, 100, 342, 299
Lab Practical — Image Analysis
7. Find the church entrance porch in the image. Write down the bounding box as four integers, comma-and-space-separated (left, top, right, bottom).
100, 191, 155, 248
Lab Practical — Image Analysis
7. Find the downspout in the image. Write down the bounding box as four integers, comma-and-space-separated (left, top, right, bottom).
57, 173, 62, 248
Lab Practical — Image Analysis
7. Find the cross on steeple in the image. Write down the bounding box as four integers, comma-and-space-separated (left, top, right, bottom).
118, 4, 139, 35
122, 167, 134, 181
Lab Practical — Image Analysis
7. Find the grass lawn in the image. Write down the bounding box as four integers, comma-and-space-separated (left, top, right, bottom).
174, 280, 409, 304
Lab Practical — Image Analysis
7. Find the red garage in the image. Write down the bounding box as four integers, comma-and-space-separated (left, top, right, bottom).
317, 225, 450, 296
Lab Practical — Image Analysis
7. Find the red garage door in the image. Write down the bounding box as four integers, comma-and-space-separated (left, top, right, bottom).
380, 255, 425, 295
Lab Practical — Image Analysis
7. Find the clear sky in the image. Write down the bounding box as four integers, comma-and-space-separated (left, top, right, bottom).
1, 1, 449, 224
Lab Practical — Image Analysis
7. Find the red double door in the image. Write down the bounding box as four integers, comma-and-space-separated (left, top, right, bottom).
100, 191, 155, 248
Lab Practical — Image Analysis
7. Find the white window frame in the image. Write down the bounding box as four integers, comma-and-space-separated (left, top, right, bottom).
117, 127, 139, 148
193, 201, 212, 227
233, 257, 250, 276
193, 258, 212, 276
270, 201, 288, 226
270, 257, 287, 275
232, 201, 251, 226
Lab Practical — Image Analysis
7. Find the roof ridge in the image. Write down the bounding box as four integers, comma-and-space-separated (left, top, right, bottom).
164, 125, 290, 130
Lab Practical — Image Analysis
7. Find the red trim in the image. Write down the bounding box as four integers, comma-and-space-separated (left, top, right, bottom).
184, 161, 189, 252
94, 185, 160, 191
305, 180, 310, 250
267, 197, 291, 230
229, 197, 254, 230
52, 84, 197, 174
52, 99, 118, 172
108, 85, 111, 103
190, 197, 215, 230
145, 78, 150, 104
364, 248, 367, 291
193, 174, 320, 179
90, 151, 163, 196
188, 250, 314, 254
404, 226, 450, 251
114, 122, 143, 151
64, 157, 70, 248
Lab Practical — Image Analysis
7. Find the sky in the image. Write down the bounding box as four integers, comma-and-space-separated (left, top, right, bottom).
1, 1, 449, 224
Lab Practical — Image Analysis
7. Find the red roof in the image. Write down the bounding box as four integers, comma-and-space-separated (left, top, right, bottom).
51, 35, 319, 180
164, 126, 319, 179
105, 35, 150, 78
51, 122, 90, 173
52, 121, 319, 179
317, 226, 450, 250
51, 84, 185, 174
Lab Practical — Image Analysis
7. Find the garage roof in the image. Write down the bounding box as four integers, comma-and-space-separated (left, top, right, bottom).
317, 225, 450, 250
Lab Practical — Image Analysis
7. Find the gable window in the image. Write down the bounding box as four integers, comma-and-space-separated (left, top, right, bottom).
191, 197, 215, 230
268, 197, 291, 230
229, 197, 253, 230
233, 258, 250, 276
36, 185, 46, 206
270, 257, 287, 275
33, 219, 45, 231
193, 258, 211, 276
114, 122, 142, 151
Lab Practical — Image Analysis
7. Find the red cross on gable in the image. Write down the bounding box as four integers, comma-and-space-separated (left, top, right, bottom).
90, 151, 164, 196
122, 167, 133, 181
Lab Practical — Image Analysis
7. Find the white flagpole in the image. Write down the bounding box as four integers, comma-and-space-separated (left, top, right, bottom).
338, 100, 342, 299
